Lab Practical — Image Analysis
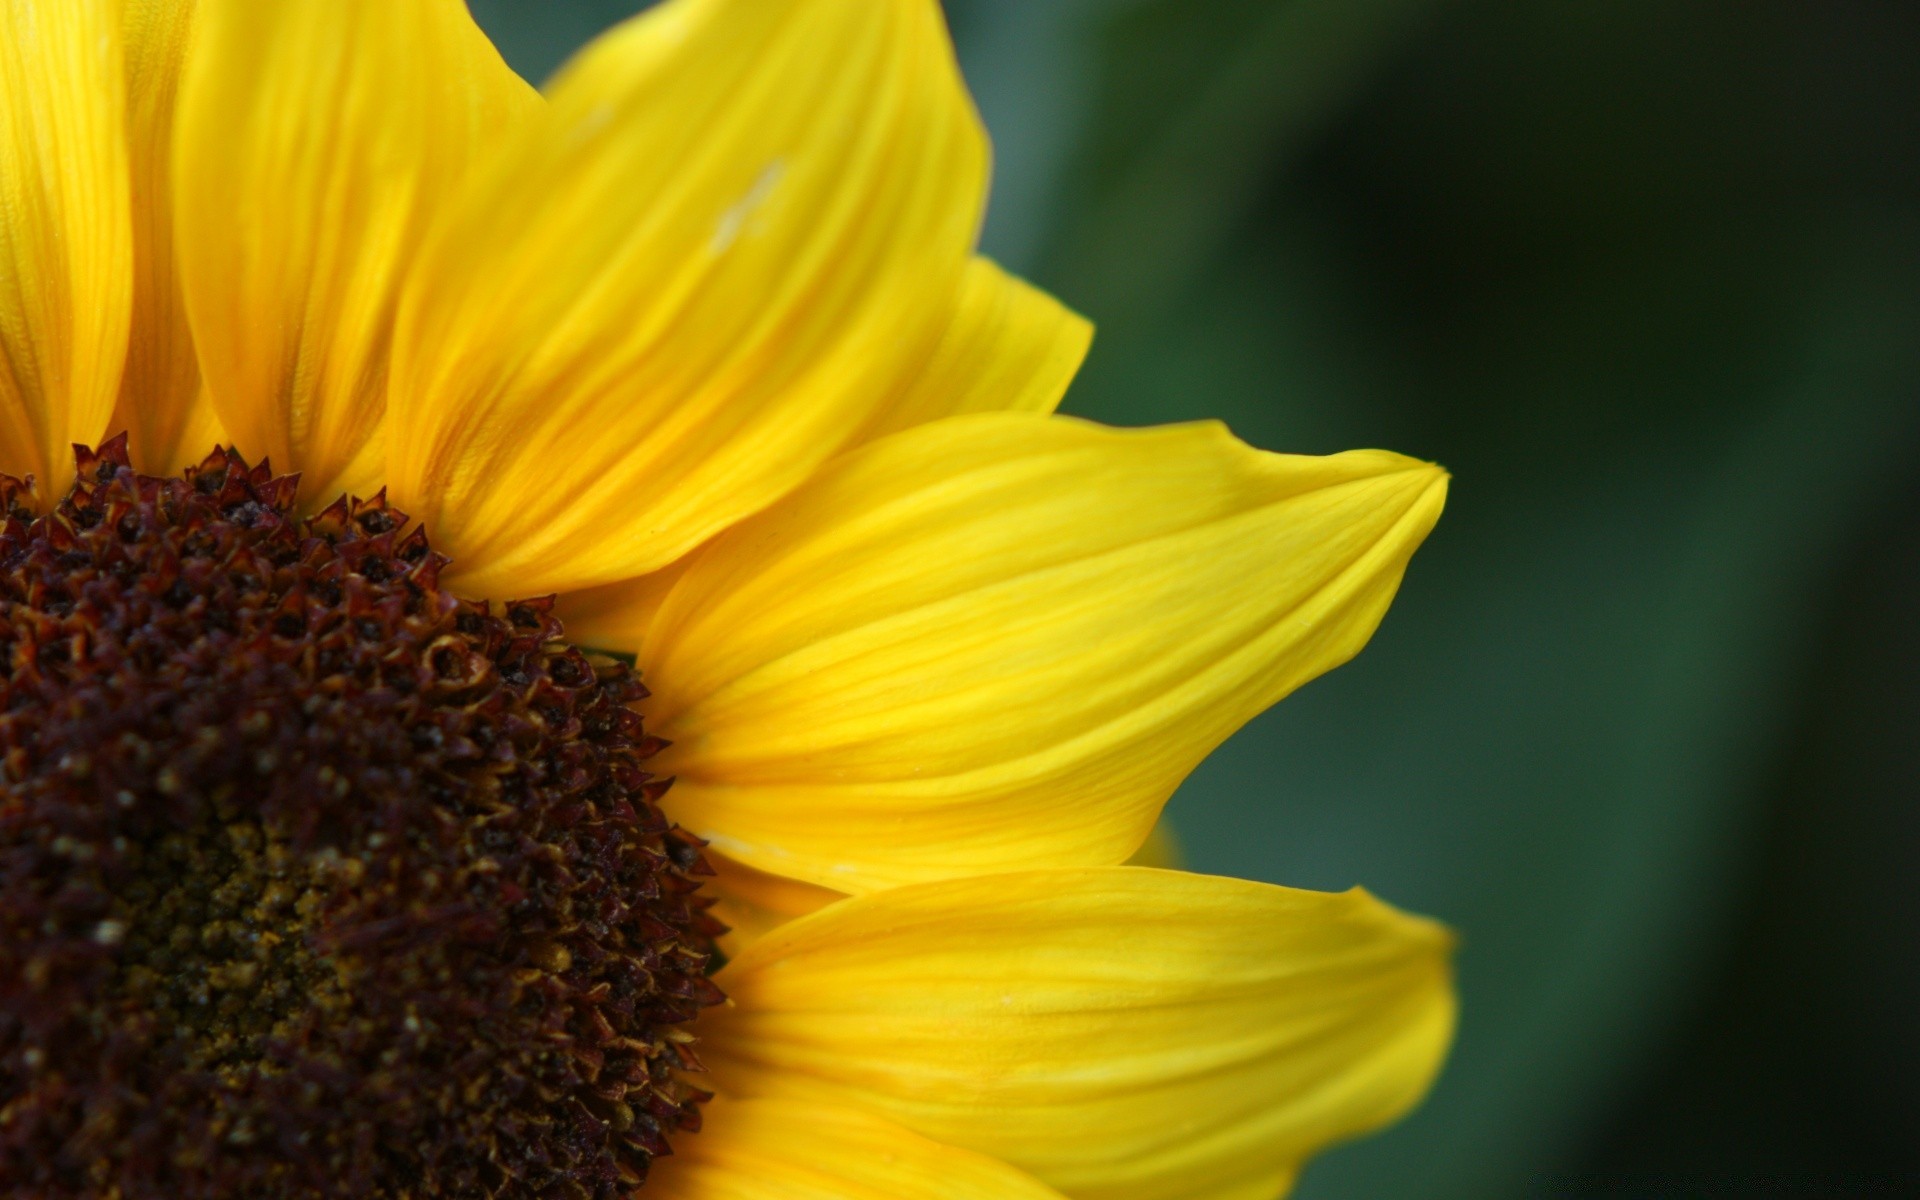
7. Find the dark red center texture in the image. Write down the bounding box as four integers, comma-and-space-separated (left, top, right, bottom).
0, 440, 724, 1200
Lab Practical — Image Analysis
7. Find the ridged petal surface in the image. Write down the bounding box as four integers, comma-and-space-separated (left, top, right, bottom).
0, 0, 131, 501
856, 255, 1092, 441
172, 0, 535, 501
388, 0, 988, 596
617, 413, 1446, 892
109, 0, 223, 474
650, 1098, 1069, 1200
704, 868, 1456, 1200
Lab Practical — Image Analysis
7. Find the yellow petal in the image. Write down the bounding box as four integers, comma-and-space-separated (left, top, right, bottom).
630, 413, 1445, 892
388, 0, 988, 597
703, 850, 843, 960
147, 383, 226, 475
703, 867, 1455, 1200
1125, 818, 1185, 869
559, 553, 698, 660
0, 0, 131, 501
856, 255, 1092, 441
172, 0, 536, 502
554, 256, 1086, 625
110, 0, 224, 475
651, 1097, 1067, 1200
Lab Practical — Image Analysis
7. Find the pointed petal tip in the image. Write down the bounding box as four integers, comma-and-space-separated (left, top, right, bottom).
1333, 449, 1449, 562
1400, 455, 1450, 526
624, 416, 1455, 894
1346, 447, 1449, 487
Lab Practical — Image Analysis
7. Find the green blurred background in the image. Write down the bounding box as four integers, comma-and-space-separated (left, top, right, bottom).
471, 1, 1920, 1194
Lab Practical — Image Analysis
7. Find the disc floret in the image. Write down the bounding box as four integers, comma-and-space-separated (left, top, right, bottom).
0, 441, 724, 1199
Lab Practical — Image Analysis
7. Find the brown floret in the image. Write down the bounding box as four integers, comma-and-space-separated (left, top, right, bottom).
0, 439, 725, 1199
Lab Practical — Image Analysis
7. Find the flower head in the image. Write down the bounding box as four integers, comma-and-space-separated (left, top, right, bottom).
0, 1, 1454, 1198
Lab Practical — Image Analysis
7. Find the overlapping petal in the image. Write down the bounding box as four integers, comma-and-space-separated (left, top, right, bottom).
172, 0, 536, 502
614, 413, 1445, 892
855, 255, 1092, 441
651, 1098, 1068, 1200
110, 0, 223, 475
703, 868, 1456, 1200
0, 0, 131, 501
0, 0, 1463, 1194
558, 258, 1090, 641
703, 850, 843, 959
560, 554, 698, 660
1126, 818, 1185, 869
388, 0, 988, 597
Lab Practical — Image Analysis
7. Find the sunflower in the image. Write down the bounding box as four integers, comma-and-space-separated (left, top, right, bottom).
0, 0, 1454, 1197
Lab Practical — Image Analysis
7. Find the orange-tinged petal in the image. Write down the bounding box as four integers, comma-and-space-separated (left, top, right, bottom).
704, 867, 1455, 1200
649, 1098, 1067, 1200
389, 0, 987, 597
0, 0, 131, 501
624, 413, 1445, 892
110, 0, 224, 475
172, 0, 536, 502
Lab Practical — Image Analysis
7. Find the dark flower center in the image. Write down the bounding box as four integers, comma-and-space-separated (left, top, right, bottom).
0, 439, 724, 1199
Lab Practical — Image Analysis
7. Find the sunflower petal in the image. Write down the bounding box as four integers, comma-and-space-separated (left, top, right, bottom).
628, 413, 1445, 892
110, 0, 225, 475
856, 256, 1092, 441
388, 0, 988, 597
555, 256, 1086, 620
703, 850, 843, 959
559, 554, 698, 661
1125, 818, 1185, 869
0, 0, 131, 500
650, 1098, 1067, 1200
703, 867, 1455, 1200
172, 0, 536, 501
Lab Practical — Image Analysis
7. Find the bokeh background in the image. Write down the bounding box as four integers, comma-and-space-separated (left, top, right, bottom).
470, 1, 1920, 1195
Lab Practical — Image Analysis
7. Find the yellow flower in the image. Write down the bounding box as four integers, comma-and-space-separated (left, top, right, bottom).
0, 1, 1453, 1198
